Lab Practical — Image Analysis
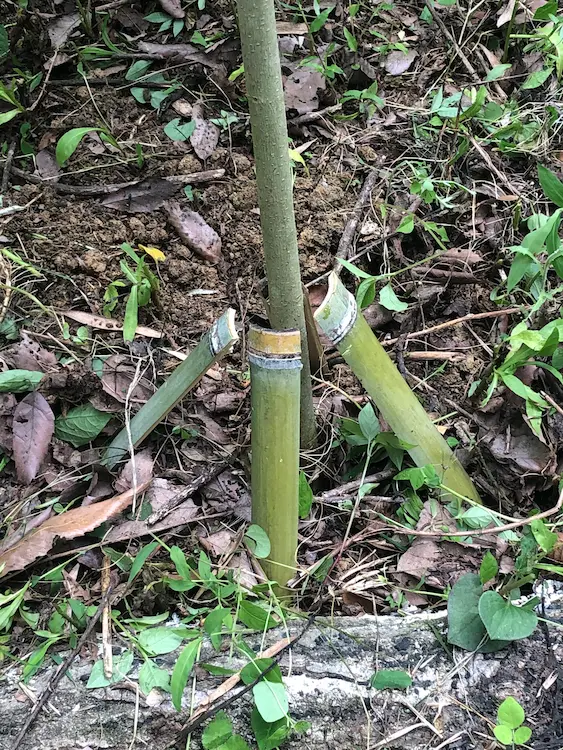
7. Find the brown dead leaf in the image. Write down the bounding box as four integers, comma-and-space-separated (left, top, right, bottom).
396, 538, 441, 579
228, 552, 257, 588
284, 68, 325, 114
14, 333, 58, 372
172, 99, 193, 117
114, 450, 154, 494
104, 479, 199, 542
190, 103, 220, 161
385, 49, 418, 75
0, 484, 148, 576
13, 392, 55, 485
199, 529, 234, 557
165, 200, 222, 263
138, 42, 216, 70
101, 178, 178, 213
439, 247, 483, 267
158, 0, 184, 18
101, 354, 155, 405
48, 13, 80, 48
62, 311, 162, 339
497, 0, 517, 26
35, 150, 61, 182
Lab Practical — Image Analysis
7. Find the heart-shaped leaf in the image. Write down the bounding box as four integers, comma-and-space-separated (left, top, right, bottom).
478, 591, 538, 641
447, 574, 508, 652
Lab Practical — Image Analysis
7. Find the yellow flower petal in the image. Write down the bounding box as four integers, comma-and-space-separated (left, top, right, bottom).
139, 244, 166, 262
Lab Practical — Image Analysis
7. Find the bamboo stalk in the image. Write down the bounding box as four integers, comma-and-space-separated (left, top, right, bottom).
249, 325, 301, 588
236, 0, 316, 448
105, 309, 238, 469
315, 274, 481, 503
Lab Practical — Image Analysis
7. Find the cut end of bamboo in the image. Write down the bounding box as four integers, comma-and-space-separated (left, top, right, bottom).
209, 308, 239, 355
314, 271, 357, 344
248, 325, 301, 363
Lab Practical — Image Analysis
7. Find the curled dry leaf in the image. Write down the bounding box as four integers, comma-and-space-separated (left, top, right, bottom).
385, 49, 418, 75
190, 103, 220, 160
0, 483, 149, 576
138, 42, 213, 69
284, 69, 325, 114
114, 449, 154, 494
165, 200, 222, 263
101, 354, 155, 405
101, 178, 178, 213
13, 392, 55, 485
62, 310, 162, 338
439, 247, 483, 267
158, 0, 185, 18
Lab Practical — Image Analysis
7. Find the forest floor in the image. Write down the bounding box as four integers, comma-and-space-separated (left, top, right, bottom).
0, 0, 563, 748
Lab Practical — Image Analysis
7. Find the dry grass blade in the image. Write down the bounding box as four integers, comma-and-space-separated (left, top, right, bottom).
0, 482, 150, 576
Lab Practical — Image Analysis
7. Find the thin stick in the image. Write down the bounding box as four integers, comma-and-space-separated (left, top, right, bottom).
0, 142, 16, 195
381, 307, 523, 347
335, 170, 378, 273
101, 555, 113, 680
10, 589, 112, 750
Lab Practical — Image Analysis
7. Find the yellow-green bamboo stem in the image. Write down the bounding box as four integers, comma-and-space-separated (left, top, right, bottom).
105, 309, 238, 469
250, 326, 301, 588
315, 274, 481, 503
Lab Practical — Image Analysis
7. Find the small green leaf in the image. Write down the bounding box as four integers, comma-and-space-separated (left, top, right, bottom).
128, 542, 159, 584
395, 465, 440, 490
87, 651, 133, 688
521, 66, 552, 90
164, 118, 196, 141
0, 369, 43, 393
310, 7, 332, 33
56, 127, 100, 166
478, 591, 538, 641
123, 284, 139, 343
126, 60, 153, 81
244, 524, 271, 558
513, 725, 532, 744
130, 87, 147, 104
139, 660, 171, 694
204, 606, 231, 650
251, 707, 290, 750
240, 658, 282, 685
379, 283, 408, 312
479, 551, 498, 585
397, 214, 414, 233
238, 601, 275, 631
202, 711, 233, 749
494, 725, 514, 745
253, 680, 289, 723
447, 574, 508, 652
530, 518, 558, 553
138, 627, 184, 656
337, 257, 373, 278
171, 638, 200, 711
538, 164, 563, 208
497, 696, 525, 729
370, 669, 412, 690
298, 472, 313, 519
144, 12, 171, 22
343, 27, 358, 52
54, 404, 111, 447
486, 63, 511, 81
357, 277, 376, 308
358, 402, 380, 441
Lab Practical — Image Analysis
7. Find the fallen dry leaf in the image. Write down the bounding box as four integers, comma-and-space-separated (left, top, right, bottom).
138, 42, 216, 69
190, 103, 220, 160
439, 247, 483, 267
35, 150, 61, 182
228, 552, 257, 588
14, 332, 58, 372
101, 178, 178, 213
101, 354, 155, 405
12, 392, 55, 485
276, 21, 308, 35
172, 99, 193, 117
497, 0, 517, 26
165, 200, 222, 263
385, 49, 418, 75
0, 483, 148, 576
114, 450, 154, 494
158, 0, 184, 18
104, 478, 199, 542
199, 529, 234, 557
48, 13, 79, 48
284, 68, 325, 114
62, 311, 162, 339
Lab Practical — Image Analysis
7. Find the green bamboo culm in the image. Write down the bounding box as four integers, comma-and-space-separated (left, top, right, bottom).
235, 0, 316, 448
249, 326, 301, 590
315, 274, 481, 504
105, 309, 239, 469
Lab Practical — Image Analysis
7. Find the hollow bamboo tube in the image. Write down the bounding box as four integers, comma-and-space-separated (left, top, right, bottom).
249, 326, 301, 588
315, 274, 481, 503
105, 309, 238, 469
